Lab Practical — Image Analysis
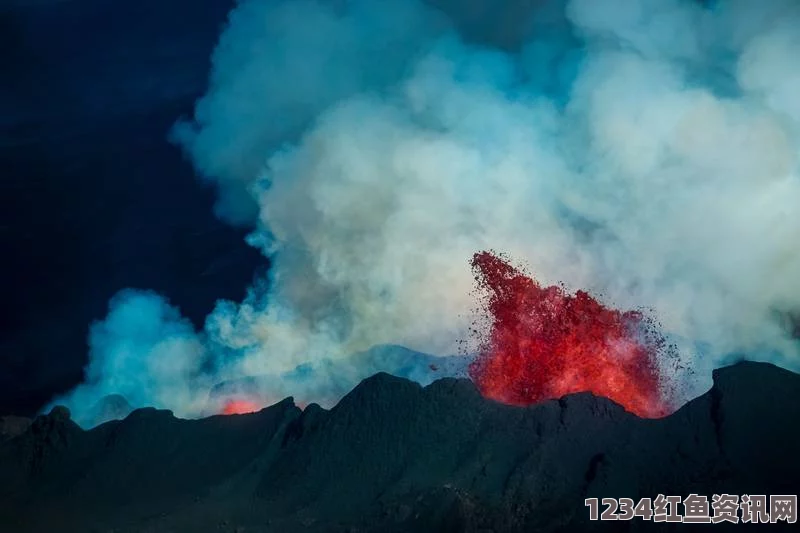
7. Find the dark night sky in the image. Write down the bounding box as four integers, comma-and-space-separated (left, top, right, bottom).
0, 0, 264, 416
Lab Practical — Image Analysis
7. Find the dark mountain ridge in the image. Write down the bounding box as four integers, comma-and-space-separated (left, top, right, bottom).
1, 360, 799, 532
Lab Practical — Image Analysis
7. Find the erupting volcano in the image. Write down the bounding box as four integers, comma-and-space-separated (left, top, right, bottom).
468, 251, 674, 418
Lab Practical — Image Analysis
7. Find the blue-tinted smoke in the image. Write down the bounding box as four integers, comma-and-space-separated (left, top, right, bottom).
54, 0, 800, 426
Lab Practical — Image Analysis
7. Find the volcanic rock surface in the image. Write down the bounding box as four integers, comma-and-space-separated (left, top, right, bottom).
208, 344, 471, 411
1, 360, 799, 533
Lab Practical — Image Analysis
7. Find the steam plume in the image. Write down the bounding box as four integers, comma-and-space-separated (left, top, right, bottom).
55, 0, 800, 426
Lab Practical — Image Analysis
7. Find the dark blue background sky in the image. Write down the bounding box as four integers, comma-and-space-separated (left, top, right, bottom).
1, 0, 264, 416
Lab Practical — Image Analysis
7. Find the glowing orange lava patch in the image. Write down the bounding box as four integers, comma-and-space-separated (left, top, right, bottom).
468, 251, 674, 418
221, 399, 262, 415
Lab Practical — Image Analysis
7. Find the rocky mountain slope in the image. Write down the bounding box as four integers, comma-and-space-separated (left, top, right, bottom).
1, 360, 798, 532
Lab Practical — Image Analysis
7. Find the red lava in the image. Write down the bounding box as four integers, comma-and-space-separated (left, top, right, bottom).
467, 251, 673, 418
221, 399, 262, 415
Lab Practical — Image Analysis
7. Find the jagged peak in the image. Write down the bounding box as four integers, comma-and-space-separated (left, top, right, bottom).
345, 371, 425, 398
711, 359, 796, 384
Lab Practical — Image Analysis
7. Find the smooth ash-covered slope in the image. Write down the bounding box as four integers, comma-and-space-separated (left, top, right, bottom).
1, 361, 799, 532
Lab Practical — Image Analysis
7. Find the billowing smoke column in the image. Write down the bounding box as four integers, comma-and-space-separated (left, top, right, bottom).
53, 0, 800, 426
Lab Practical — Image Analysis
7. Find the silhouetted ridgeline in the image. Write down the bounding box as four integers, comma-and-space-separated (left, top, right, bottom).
1, 361, 798, 532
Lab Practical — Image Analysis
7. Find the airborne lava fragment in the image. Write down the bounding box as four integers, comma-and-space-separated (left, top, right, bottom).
468, 251, 673, 418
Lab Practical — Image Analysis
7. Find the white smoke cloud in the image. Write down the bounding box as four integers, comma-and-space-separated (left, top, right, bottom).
58, 290, 214, 427
54, 0, 800, 425
171, 0, 448, 225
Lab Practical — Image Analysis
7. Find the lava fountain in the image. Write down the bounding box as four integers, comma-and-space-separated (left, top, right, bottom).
468, 251, 674, 418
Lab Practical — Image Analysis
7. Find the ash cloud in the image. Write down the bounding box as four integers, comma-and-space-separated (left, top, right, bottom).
54, 0, 800, 425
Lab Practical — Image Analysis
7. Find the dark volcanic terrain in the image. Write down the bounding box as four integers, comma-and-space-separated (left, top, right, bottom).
1, 360, 798, 532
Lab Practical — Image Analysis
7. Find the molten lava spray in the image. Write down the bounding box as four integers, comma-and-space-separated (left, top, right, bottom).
468, 252, 673, 418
